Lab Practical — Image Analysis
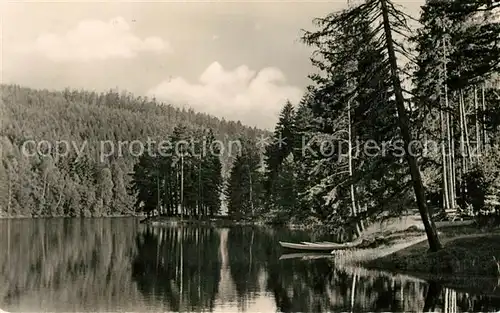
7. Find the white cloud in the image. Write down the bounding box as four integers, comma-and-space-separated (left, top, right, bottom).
17, 17, 171, 62
148, 62, 303, 129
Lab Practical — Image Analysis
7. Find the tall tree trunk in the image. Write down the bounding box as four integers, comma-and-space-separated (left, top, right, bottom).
348, 98, 361, 237
459, 90, 467, 174
198, 161, 202, 218
440, 95, 451, 210
156, 173, 160, 216
474, 86, 481, 156
380, 0, 442, 251
450, 115, 457, 209
165, 155, 170, 213
248, 164, 254, 216
180, 154, 184, 220
439, 42, 451, 210
460, 90, 473, 164
459, 89, 473, 204
169, 171, 174, 215
174, 165, 179, 215
443, 35, 456, 209
481, 85, 488, 148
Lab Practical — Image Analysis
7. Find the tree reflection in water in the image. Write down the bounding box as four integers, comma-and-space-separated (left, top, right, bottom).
132, 225, 500, 312
1, 220, 500, 312
131, 226, 221, 312
0, 218, 142, 312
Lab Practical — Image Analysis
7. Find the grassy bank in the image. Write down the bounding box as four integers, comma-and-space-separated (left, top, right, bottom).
366, 226, 500, 277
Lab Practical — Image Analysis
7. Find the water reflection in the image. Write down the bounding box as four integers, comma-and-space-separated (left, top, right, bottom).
0, 218, 141, 312
131, 226, 221, 311
0, 219, 500, 312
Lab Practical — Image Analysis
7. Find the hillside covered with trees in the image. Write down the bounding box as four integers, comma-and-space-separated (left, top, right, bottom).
0, 85, 267, 217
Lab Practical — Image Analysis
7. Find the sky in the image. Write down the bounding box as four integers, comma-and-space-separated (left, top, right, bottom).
1, 0, 425, 130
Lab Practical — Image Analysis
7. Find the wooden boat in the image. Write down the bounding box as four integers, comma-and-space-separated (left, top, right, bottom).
279, 241, 357, 251
301, 241, 318, 245
301, 241, 338, 246
279, 241, 335, 251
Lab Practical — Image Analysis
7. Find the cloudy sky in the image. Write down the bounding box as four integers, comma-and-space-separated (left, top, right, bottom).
1, 0, 424, 129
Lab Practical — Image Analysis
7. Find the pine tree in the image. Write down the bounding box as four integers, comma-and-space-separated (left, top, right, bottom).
301, 3, 403, 232
264, 101, 297, 212
302, 0, 443, 250
111, 161, 133, 214
413, 0, 500, 218
130, 153, 159, 216
266, 154, 298, 223
202, 129, 223, 216
97, 167, 114, 215
226, 138, 263, 220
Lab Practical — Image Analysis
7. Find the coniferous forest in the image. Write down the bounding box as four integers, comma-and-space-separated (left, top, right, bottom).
229, 0, 500, 244
0, 85, 267, 217
1, 0, 500, 244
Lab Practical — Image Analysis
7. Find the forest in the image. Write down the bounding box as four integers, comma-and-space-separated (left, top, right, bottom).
0, 85, 267, 217
1, 0, 500, 242
225, 0, 500, 245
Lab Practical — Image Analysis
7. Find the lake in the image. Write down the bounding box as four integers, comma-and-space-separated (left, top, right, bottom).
0, 217, 499, 312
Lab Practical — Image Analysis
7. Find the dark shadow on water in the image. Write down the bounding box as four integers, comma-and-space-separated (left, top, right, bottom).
131, 226, 221, 311
131, 225, 500, 312
423, 281, 442, 312
1, 219, 500, 312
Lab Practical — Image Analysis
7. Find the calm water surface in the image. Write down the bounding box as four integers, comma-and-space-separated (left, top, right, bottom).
0, 218, 499, 312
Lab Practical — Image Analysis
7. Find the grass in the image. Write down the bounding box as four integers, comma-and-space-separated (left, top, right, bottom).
366, 226, 500, 277
331, 232, 428, 266
314, 219, 500, 297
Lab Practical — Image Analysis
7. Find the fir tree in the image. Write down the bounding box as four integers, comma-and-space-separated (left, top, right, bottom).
226, 138, 263, 220
264, 101, 297, 209
302, 0, 442, 250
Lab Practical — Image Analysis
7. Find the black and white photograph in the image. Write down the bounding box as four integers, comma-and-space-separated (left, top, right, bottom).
1, 0, 500, 312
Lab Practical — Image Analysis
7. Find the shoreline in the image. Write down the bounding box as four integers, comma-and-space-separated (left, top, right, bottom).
325, 225, 500, 298
138, 215, 277, 227
0, 214, 141, 220
0, 214, 315, 230
361, 226, 500, 278
334, 252, 500, 299
138, 215, 350, 232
